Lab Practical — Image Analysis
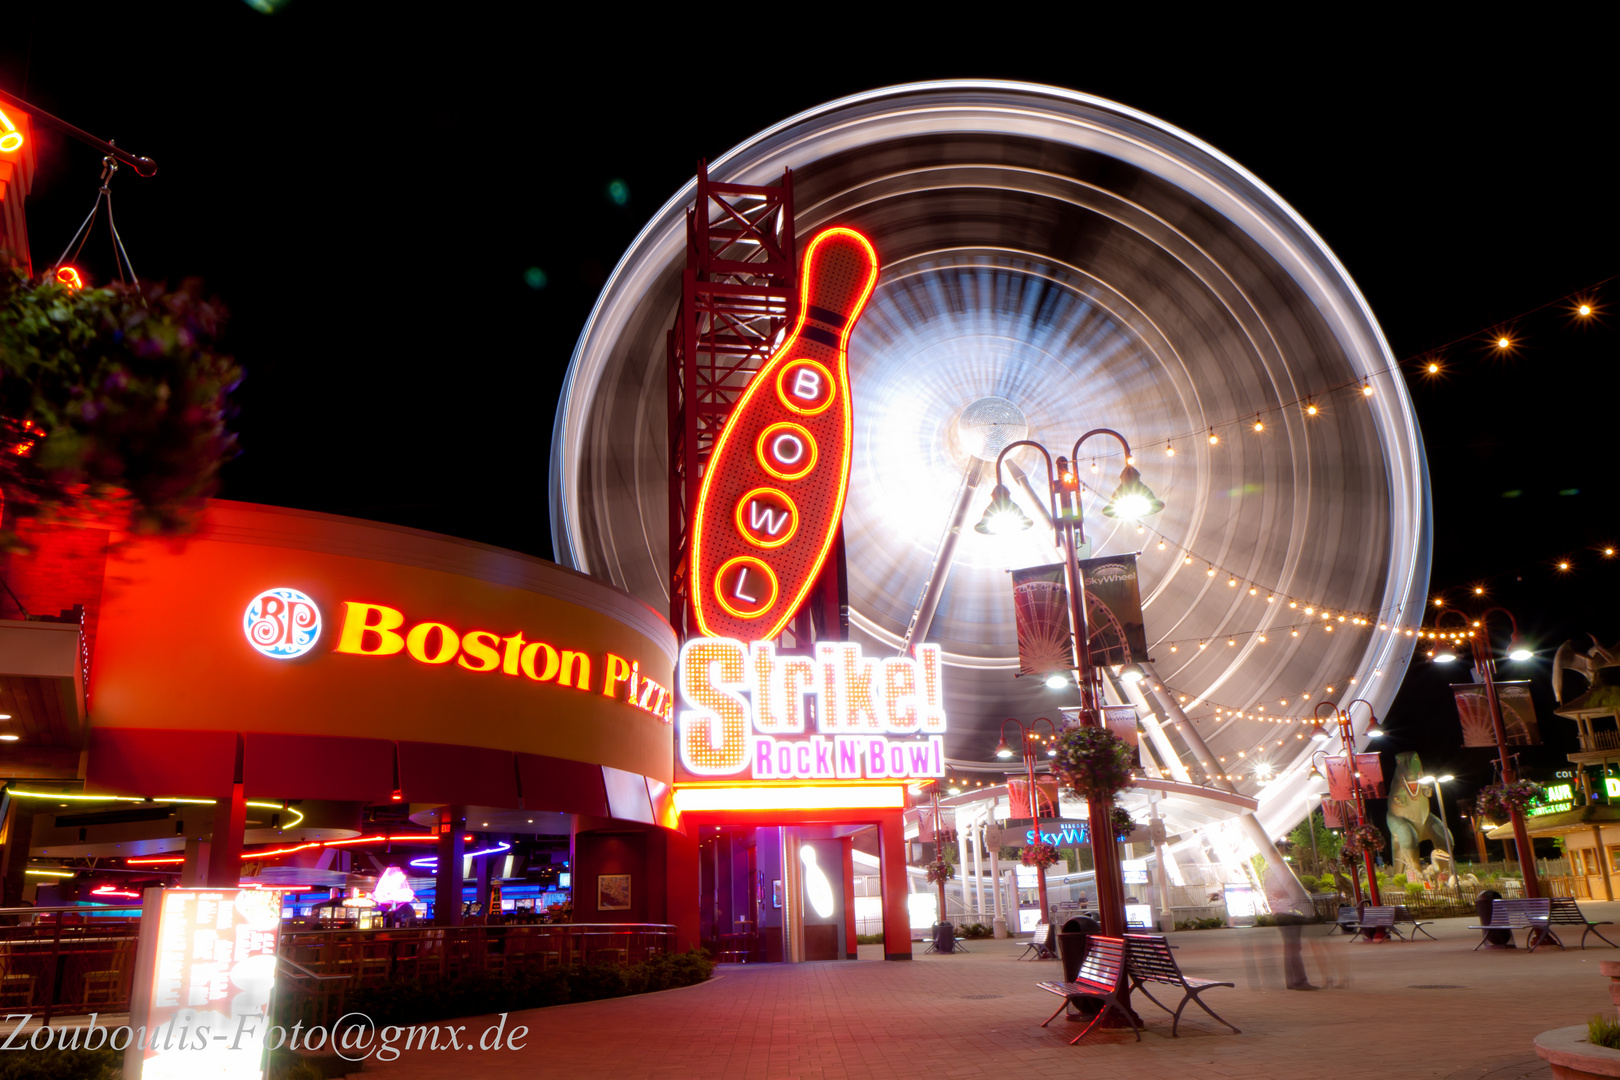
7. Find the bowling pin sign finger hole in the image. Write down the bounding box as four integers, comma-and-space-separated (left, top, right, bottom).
714, 556, 779, 619
756, 422, 818, 481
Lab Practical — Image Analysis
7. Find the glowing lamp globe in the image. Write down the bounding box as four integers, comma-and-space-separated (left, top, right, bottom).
974, 484, 1032, 535
1101, 466, 1164, 520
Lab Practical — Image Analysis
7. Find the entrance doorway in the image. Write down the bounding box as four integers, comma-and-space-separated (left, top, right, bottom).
698, 823, 880, 962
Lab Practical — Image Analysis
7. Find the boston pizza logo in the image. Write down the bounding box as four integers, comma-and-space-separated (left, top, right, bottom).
244, 587, 322, 659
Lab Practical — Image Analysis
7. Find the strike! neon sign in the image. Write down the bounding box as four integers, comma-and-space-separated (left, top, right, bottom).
677, 637, 946, 781
690, 227, 880, 641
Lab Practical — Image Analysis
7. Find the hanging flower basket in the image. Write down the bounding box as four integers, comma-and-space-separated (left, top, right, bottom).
1475, 779, 1542, 820
1021, 841, 1061, 869
1052, 725, 1134, 801
0, 271, 239, 547
1110, 805, 1137, 843
925, 858, 954, 884
1340, 823, 1386, 859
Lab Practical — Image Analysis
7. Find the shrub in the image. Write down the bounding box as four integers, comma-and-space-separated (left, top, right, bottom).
1591, 1014, 1620, 1050
322, 949, 715, 1030
960, 922, 993, 939
0, 1044, 120, 1080
1405, 882, 1426, 898
1174, 917, 1227, 930
856, 933, 885, 945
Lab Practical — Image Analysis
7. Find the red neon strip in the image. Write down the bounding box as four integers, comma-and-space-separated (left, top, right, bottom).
126, 834, 436, 866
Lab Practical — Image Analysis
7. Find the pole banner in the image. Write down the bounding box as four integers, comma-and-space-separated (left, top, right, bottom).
1006, 776, 1061, 817
1010, 563, 1070, 676
1102, 704, 1140, 747
1452, 680, 1540, 747
1076, 553, 1149, 668
1322, 799, 1346, 829
1323, 758, 1356, 802
1354, 753, 1386, 798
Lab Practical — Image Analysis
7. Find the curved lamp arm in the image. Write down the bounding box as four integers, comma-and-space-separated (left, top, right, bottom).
1071, 428, 1133, 467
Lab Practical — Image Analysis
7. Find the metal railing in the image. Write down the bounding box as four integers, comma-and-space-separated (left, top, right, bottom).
0, 906, 139, 1023
277, 923, 678, 989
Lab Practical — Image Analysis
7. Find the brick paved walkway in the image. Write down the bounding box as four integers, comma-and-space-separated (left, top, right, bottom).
357, 905, 1620, 1080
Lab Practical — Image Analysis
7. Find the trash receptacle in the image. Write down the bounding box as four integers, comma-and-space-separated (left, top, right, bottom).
932, 921, 956, 954
1057, 916, 1102, 1018
1057, 916, 1101, 982
1476, 889, 1512, 948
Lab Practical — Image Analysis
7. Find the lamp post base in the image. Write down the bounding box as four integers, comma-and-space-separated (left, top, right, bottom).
992, 915, 1008, 939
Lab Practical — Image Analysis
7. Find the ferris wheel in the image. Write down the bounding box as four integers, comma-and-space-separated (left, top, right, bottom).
550, 81, 1430, 837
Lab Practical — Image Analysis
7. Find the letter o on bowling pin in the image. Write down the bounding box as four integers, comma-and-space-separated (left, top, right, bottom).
756, 422, 818, 481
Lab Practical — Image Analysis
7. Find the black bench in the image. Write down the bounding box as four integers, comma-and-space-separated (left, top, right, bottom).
1394, 905, 1437, 941
1036, 935, 1141, 1043
1017, 922, 1054, 961
1347, 905, 1399, 941
1326, 905, 1358, 935
1547, 896, 1618, 949
1469, 898, 1557, 951
1123, 933, 1239, 1036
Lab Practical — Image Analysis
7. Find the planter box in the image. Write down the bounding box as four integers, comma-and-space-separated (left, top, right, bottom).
1535, 1025, 1620, 1079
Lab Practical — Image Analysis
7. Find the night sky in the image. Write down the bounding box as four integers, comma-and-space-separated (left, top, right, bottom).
3, 9, 1616, 846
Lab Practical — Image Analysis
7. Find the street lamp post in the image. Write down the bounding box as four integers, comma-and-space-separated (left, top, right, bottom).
997, 717, 1058, 926
1417, 773, 1457, 891
976, 428, 1162, 938
1311, 700, 1384, 908
1432, 607, 1540, 899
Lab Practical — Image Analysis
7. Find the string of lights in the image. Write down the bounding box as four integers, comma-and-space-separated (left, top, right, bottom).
1062, 276, 1611, 463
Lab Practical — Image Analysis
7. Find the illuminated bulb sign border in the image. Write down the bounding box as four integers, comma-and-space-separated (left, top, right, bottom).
676, 637, 947, 783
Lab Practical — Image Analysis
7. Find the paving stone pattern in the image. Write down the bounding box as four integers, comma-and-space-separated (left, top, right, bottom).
356, 906, 1620, 1080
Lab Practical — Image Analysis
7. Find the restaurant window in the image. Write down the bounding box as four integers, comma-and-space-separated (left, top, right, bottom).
1608, 847, 1620, 874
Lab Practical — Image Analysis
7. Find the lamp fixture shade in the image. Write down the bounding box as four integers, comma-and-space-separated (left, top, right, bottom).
1434, 650, 1458, 663
1101, 465, 1164, 520
1119, 663, 1146, 684
974, 483, 1034, 534
995, 738, 1014, 759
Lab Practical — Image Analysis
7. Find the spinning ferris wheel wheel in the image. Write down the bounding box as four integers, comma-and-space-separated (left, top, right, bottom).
550, 81, 1430, 839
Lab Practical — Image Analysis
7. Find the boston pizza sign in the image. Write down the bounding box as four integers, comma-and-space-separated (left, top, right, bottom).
242, 588, 672, 723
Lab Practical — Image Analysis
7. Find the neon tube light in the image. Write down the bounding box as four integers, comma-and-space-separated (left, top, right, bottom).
125, 833, 435, 867
90, 886, 142, 899
672, 785, 905, 812
25, 869, 75, 878
0, 109, 21, 154
409, 841, 511, 869
6, 791, 305, 830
